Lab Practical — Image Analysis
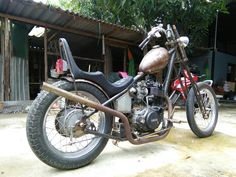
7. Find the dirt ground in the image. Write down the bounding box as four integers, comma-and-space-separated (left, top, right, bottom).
0, 103, 235, 177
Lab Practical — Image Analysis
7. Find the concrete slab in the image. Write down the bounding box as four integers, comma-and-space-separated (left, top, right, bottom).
0, 105, 235, 177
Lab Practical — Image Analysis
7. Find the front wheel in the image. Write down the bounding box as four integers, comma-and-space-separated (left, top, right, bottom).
186, 83, 218, 138
26, 81, 112, 169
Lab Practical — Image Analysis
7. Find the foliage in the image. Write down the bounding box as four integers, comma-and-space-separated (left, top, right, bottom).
48, 0, 228, 48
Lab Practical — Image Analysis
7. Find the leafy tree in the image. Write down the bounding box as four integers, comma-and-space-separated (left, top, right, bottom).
48, 0, 228, 48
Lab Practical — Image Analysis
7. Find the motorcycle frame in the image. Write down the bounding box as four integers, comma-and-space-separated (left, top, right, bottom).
42, 27, 208, 145
42, 46, 204, 144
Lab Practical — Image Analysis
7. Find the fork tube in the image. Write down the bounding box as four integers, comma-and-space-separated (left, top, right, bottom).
182, 63, 206, 116
164, 51, 176, 96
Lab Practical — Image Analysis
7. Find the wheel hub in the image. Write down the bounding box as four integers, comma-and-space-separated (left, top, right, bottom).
55, 108, 85, 138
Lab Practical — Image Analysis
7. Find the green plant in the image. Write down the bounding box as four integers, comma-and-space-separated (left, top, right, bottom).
48, 0, 228, 48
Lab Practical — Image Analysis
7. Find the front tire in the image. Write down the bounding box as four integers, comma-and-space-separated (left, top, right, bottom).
26, 81, 112, 169
186, 83, 218, 138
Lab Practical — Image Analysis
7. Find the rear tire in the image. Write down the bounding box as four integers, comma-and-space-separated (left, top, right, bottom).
186, 83, 218, 138
26, 81, 112, 169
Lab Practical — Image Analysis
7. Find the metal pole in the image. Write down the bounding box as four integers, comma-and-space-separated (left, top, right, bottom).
211, 10, 219, 80
214, 10, 219, 52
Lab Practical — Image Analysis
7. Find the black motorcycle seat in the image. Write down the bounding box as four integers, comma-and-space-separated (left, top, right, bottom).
75, 70, 133, 96
59, 38, 134, 96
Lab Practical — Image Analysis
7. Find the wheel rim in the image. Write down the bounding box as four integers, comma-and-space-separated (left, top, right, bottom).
42, 91, 106, 157
193, 88, 217, 131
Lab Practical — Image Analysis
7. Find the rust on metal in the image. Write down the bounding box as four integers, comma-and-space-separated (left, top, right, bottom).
42, 82, 172, 145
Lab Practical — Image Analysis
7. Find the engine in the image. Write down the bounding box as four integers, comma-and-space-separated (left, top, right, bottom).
132, 107, 163, 133
129, 75, 165, 133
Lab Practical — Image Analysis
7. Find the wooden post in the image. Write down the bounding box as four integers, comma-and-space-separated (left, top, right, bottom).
44, 27, 48, 81
123, 48, 127, 72
3, 18, 10, 100
0, 18, 4, 100
0, 18, 3, 57
102, 34, 107, 76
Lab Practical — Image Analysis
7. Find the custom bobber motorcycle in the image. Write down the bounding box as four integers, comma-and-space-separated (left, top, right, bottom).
26, 23, 218, 169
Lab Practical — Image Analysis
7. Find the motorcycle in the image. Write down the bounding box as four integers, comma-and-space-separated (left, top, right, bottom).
26, 23, 218, 170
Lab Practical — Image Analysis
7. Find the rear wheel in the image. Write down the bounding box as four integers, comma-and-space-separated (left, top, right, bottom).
26, 81, 112, 169
186, 83, 218, 138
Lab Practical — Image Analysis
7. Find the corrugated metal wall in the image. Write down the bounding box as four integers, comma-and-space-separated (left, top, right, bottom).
8, 22, 30, 101
10, 57, 29, 100
0, 55, 3, 101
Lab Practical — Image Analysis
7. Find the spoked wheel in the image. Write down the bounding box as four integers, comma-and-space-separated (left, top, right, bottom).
26, 81, 112, 169
186, 83, 218, 138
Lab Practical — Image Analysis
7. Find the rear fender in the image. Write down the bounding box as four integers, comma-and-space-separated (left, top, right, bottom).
61, 77, 110, 100
203, 80, 213, 86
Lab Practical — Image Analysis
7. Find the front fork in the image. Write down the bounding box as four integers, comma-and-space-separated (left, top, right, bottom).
184, 68, 209, 119
166, 51, 208, 118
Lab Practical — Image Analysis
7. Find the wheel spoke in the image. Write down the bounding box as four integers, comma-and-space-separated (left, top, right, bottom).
26, 81, 112, 169
42, 91, 107, 154
192, 86, 217, 131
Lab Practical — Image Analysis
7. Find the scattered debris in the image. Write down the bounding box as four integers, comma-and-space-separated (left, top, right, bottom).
185, 155, 191, 159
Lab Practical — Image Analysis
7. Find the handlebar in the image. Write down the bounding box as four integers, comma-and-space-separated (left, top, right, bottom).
138, 36, 151, 50
138, 24, 187, 50
138, 25, 166, 50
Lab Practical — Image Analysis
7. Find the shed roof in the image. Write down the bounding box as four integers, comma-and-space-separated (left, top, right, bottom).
0, 0, 143, 46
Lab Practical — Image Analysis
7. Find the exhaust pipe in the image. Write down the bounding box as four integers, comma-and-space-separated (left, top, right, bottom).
42, 82, 172, 145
